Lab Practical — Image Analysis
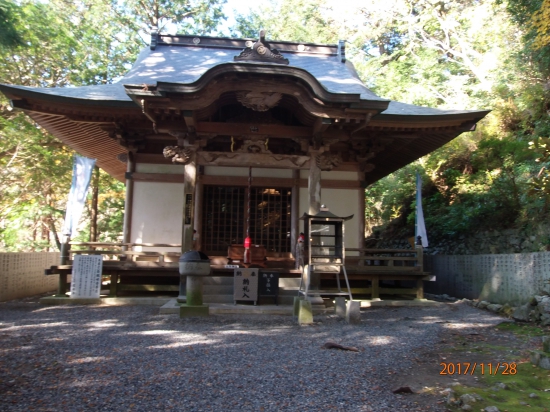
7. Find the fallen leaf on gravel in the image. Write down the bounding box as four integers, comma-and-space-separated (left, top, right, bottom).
322, 342, 359, 352
393, 386, 414, 394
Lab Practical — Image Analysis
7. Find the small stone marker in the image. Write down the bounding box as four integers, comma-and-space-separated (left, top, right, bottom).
70, 255, 102, 298
293, 296, 302, 317
297, 299, 313, 324
334, 297, 346, 318
345, 300, 361, 324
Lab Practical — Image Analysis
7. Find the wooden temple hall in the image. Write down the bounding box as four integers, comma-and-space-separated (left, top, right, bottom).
0, 32, 489, 301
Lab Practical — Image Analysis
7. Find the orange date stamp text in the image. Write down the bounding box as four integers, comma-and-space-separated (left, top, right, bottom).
439, 362, 517, 375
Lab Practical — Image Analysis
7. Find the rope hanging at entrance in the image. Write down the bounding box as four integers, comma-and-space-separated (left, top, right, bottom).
244, 166, 252, 264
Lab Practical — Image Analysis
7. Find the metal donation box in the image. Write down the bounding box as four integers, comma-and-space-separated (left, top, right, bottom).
298, 206, 353, 300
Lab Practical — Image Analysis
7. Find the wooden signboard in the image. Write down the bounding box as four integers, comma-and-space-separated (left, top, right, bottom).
259, 271, 279, 305
70, 255, 103, 298
233, 268, 258, 305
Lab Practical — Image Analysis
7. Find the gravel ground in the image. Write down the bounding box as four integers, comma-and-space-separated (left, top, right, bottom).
0, 298, 504, 412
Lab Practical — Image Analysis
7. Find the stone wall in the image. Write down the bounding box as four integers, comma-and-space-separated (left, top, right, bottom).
0, 253, 59, 302
368, 224, 550, 256
424, 252, 550, 304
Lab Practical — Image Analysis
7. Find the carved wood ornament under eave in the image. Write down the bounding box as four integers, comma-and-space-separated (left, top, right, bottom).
163, 146, 192, 164
236, 91, 282, 112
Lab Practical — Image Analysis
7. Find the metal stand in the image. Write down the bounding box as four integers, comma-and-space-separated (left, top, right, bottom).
297, 206, 354, 302
298, 264, 352, 301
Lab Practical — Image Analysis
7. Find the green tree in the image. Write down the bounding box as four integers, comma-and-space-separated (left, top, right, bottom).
97, 0, 226, 40
231, 0, 339, 43
0, 0, 227, 251
0, 0, 23, 49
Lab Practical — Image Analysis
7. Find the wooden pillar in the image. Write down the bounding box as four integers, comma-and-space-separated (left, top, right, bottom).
371, 275, 380, 300
307, 152, 322, 299
178, 149, 197, 303
308, 152, 321, 214
358, 172, 366, 266
193, 176, 203, 251
122, 152, 135, 249
291, 169, 299, 257
182, 150, 197, 252
416, 279, 424, 300
109, 273, 119, 297
90, 166, 99, 242
57, 240, 70, 296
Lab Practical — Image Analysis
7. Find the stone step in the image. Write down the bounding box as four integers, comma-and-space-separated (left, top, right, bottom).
203, 285, 234, 295
200, 295, 298, 305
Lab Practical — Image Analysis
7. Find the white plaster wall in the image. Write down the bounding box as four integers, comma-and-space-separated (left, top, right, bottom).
131, 181, 183, 252
205, 166, 292, 178
298, 187, 360, 249
0, 253, 59, 302
136, 163, 185, 174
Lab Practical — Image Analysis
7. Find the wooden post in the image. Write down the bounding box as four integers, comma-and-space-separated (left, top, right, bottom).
358, 171, 366, 266
307, 151, 322, 301
109, 273, 119, 297
308, 151, 321, 215
57, 238, 70, 296
291, 169, 299, 257
416, 245, 424, 269
416, 279, 424, 300
122, 152, 135, 250
415, 244, 424, 299
90, 166, 100, 242
371, 275, 380, 300
182, 150, 197, 252
193, 176, 203, 251
178, 149, 197, 303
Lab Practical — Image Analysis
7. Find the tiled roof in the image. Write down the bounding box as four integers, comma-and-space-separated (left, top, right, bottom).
0, 34, 487, 117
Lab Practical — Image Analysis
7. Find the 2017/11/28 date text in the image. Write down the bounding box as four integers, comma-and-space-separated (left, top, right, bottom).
439, 362, 517, 375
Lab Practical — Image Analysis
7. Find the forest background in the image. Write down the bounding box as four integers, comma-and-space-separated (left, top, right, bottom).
1, 0, 549, 252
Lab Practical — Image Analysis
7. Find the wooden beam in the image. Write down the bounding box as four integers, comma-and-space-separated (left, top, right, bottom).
197, 152, 310, 169
183, 110, 196, 128
131, 173, 185, 183
196, 122, 312, 138
134, 152, 359, 171
131, 171, 363, 189
312, 117, 332, 135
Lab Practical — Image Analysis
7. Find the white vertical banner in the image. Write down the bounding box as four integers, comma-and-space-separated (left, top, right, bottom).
62, 156, 96, 237
415, 173, 429, 247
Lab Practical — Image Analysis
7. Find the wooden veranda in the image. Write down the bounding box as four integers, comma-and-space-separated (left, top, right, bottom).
46, 242, 431, 301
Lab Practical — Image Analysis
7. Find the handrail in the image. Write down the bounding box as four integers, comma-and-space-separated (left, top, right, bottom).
69, 242, 182, 248
346, 246, 423, 268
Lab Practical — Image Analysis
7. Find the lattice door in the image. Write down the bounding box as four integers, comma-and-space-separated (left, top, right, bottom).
202, 186, 291, 255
